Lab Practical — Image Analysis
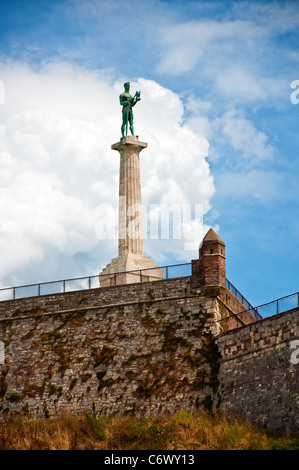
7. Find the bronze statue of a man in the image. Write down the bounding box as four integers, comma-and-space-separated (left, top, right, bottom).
120, 82, 141, 137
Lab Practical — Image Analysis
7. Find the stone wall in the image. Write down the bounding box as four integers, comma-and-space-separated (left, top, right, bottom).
0, 271, 297, 435
216, 308, 299, 434
0, 277, 223, 419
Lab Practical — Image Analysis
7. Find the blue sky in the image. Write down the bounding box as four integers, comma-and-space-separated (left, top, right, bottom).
0, 0, 298, 309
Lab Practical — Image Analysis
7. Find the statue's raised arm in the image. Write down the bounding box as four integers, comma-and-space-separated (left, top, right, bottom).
120, 82, 141, 137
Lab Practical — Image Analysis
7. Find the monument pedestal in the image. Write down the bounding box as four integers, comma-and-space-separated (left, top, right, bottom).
100, 253, 164, 287
100, 135, 164, 287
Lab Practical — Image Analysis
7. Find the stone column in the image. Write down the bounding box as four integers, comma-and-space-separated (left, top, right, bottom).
100, 136, 164, 286
114, 136, 146, 257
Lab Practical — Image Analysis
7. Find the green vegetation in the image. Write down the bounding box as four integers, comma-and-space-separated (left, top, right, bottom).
0, 410, 297, 450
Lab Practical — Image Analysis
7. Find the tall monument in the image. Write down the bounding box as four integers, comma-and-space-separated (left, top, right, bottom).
100, 83, 164, 286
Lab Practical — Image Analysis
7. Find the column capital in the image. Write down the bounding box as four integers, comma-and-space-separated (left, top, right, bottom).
111, 136, 148, 152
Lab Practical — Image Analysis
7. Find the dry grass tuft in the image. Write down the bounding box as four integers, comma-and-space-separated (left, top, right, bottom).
0, 410, 297, 450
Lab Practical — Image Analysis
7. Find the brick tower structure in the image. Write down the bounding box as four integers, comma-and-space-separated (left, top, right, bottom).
191, 228, 226, 291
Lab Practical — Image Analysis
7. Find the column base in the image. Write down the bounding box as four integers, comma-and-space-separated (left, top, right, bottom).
99, 253, 164, 287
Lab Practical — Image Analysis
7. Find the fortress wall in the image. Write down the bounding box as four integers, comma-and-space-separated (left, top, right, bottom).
216, 308, 299, 434
0, 269, 297, 434
0, 277, 223, 419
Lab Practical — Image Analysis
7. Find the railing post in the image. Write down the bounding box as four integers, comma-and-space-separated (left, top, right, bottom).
88, 277, 91, 289
166, 266, 168, 279
63, 280, 65, 293
13, 287, 15, 300
38, 284, 40, 296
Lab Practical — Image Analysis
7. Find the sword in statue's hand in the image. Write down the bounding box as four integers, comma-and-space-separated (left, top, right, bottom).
125, 101, 129, 136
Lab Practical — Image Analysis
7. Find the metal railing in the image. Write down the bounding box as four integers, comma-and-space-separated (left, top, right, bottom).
0, 263, 192, 302
238, 291, 299, 320
226, 279, 262, 321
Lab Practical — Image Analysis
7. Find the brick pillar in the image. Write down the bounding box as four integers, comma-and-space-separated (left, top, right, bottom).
191, 228, 226, 291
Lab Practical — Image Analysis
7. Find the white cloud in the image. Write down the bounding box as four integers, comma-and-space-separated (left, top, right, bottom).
183, 93, 274, 170
215, 67, 285, 103
135, 79, 212, 207
231, 1, 299, 34
216, 67, 265, 100
0, 61, 214, 286
156, 5, 293, 107
219, 108, 274, 164
157, 19, 264, 75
